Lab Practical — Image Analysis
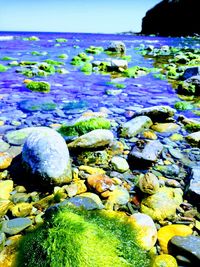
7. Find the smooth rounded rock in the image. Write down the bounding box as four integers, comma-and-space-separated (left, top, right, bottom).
128, 212, 157, 250
0, 180, 13, 199
110, 156, 129, 173
139, 173, 159, 194
22, 127, 72, 185
1, 218, 32, 235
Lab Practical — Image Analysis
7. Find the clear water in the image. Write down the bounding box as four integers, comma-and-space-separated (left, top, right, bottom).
0, 32, 199, 128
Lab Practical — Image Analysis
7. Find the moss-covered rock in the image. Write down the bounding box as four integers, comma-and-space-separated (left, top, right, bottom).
81, 62, 93, 74
55, 38, 67, 43
85, 46, 104, 54
58, 117, 111, 137
26, 81, 51, 93
0, 64, 8, 72
174, 101, 193, 110
185, 122, 200, 132
23, 36, 40, 41
44, 59, 64, 66
123, 66, 149, 78
16, 205, 150, 267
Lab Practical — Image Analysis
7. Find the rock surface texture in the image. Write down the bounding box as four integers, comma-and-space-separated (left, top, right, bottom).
142, 0, 199, 36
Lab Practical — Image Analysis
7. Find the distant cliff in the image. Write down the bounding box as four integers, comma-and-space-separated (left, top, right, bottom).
141, 0, 199, 36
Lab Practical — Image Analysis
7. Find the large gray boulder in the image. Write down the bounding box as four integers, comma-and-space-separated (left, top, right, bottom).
105, 41, 126, 54
22, 127, 72, 185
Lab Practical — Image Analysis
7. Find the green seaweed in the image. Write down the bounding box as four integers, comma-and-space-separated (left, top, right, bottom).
85, 46, 104, 54
23, 36, 40, 41
81, 62, 93, 74
185, 122, 200, 132
56, 38, 67, 43
44, 59, 64, 66
123, 66, 149, 78
16, 205, 150, 267
26, 81, 51, 93
174, 101, 193, 110
58, 117, 111, 136
0, 64, 8, 72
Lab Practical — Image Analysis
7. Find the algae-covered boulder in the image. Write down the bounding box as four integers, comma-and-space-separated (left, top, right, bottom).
16, 205, 150, 267
141, 187, 183, 221
58, 117, 111, 137
26, 81, 51, 93
22, 127, 72, 186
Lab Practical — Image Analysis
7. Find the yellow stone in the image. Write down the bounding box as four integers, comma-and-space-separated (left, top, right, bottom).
0, 121, 4, 126
157, 224, 193, 253
0, 180, 13, 199
151, 123, 180, 133
79, 165, 105, 175
23, 79, 31, 84
152, 254, 178, 267
0, 152, 12, 169
0, 199, 11, 217
143, 130, 157, 140
10, 203, 33, 217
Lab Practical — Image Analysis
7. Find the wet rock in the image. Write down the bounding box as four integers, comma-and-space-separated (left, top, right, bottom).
0, 199, 11, 217
182, 66, 200, 80
5, 127, 38, 145
0, 139, 10, 152
168, 235, 200, 265
65, 192, 104, 210
187, 167, 200, 207
158, 224, 193, 254
87, 174, 114, 193
143, 130, 157, 140
22, 127, 72, 186
105, 41, 126, 54
151, 122, 180, 133
1, 218, 32, 235
0, 152, 12, 169
138, 173, 159, 194
120, 116, 152, 138
77, 150, 109, 167
129, 140, 163, 167
105, 186, 129, 210
108, 59, 128, 72
186, 131, 200, 147
141, 187, 183, 221
132, 105, 176, 122
110, 156, 129, 173
68, 129, 114, 149
10, 203, 33, 217
128, 212, 157, 250
0, 232, 6, 251
152, 254, 178, 267
154, 164, 180, 179
0, 180, 13, 199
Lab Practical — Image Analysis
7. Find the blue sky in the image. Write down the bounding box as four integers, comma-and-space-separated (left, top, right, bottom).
0, 0, 161, 33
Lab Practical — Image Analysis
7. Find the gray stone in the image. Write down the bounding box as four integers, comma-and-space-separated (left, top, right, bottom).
22, 127, 72, 185
186, 131, 200, 147
5, 127, 37, 145
168, 235, 200, 265
120, 116, 152, 138
1, 218, 32, 235
182, 66, 200, 80
68, 129, 114, 149
0, 139, 10, 152
0, 232, 6, 251
105, 41, 126, 54
129, 140, 163, 167
188, 167, 200, 207
132, 105, 176, 122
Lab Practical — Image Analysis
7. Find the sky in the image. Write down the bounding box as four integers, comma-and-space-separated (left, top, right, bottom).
0, 0, 161, 33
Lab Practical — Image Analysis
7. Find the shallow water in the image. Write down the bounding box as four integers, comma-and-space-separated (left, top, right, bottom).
0, 32, 199, 128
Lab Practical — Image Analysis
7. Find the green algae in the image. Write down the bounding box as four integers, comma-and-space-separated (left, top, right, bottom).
0, 64, 8, 72
58, 54, 68, 59
174, 101, 194, 110
85, 46, 104, 54
26, 81, 51, 93
185, 122, 200, 132
55, 38, 67, 43
1, 56, 17, 61
44, 59, 64, 66
23, 36, 40, 41
81, 62, 93, 74
71, 53, 92, 66
16, 205, 150, 267
123, 66, 149, 78
58, 117, 111, 137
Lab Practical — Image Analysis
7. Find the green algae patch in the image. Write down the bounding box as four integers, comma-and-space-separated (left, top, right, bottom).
0, 64, 9, 72
16, 205, 150, 267
26, 81, 51, 93
58, 118, 111, 137
123, 66, 149, 78
85, 46, 104, 54
44, 59, 64, 66
81, 62, 93, 74
174, 101, 193, 110
185, 122, 200, 132
23, 36, 40, 41
55, 38, 67, 43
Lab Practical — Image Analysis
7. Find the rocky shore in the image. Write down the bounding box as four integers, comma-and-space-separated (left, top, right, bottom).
0, 38, 200, 266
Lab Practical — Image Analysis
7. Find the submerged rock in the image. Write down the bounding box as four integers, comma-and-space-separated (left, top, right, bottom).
68, 129, 114, 149
22, 127, 72, 185
120, 116, 152, 138
132, 105, 176, 122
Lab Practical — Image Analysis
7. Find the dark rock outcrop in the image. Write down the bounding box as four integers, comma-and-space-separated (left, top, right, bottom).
141, 0, 200, 36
